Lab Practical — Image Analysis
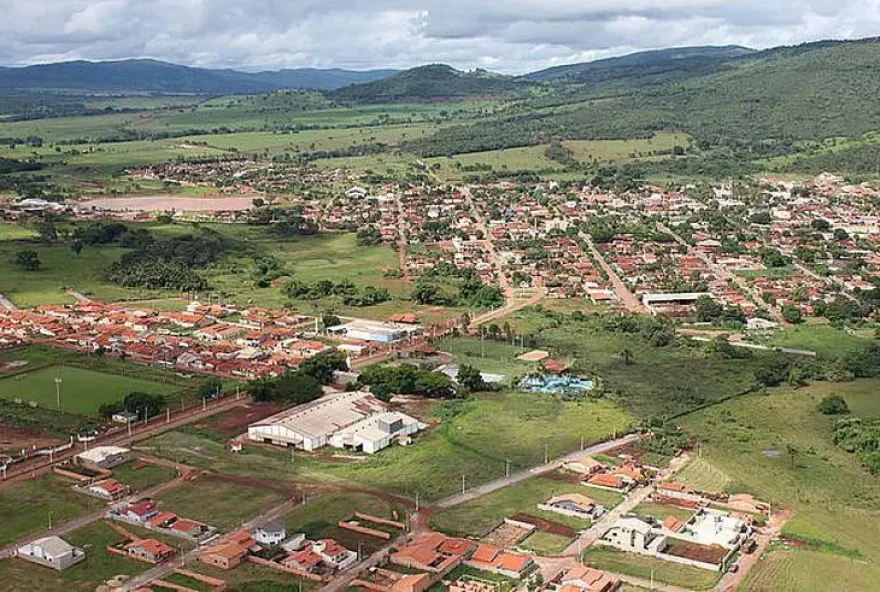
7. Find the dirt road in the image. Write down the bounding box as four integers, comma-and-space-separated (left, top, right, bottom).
0, 294, 16, 311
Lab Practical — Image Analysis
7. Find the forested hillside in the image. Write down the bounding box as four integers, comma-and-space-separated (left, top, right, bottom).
405, 39, 880, 157
330, 64, 534, 103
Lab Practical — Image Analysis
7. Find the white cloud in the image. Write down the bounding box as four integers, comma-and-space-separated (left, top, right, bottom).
0, 0, 877, 73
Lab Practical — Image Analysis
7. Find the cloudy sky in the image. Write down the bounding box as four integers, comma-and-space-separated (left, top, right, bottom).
0, 0, 878, 74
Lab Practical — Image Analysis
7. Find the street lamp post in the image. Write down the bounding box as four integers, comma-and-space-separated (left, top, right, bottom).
54, 377, 63, 411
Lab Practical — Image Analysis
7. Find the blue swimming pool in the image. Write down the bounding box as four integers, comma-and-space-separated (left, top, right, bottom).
519, 374, 593, 394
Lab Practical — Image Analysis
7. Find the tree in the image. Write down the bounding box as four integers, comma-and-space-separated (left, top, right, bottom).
817, 395, 849, 415
71, 239, 83, 257
197, 376, 223, 399
413, 282, 442, 305
781, 305, 804, 324
694, 295, 723, 322
297, 351, 348, 384
322, 314, 341, 329
786, 444, 799, 469
123, 391, 166, 419
811, 218, 831, 231
620, 348, 634, 365
457, 364, 486, 392
14, 250, 41, 271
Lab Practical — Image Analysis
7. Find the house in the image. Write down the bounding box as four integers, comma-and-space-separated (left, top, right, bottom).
313, 539, 357, 569
75, 446, 130, 470
199, 531, 255, 570
118, 499, 159, 523
254, 521, 287, 546
586, 473, 630, 491
112, 411, 139, 425
16, 536, 86, 571
601, 517, 661, 553
559, 565, 621, 592
562, 456, 606, 477
390, 533, 475, 574
87, 478, 130, 500
283, 547, 324, 573
466, 544, 534, 579
123, 538, 175, 563
539, 493, 604, 521
353, 569, 432, 592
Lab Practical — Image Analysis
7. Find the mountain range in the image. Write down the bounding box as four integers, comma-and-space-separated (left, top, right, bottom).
0, 59, 398, 93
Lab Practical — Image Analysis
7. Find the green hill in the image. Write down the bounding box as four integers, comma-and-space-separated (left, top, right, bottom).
329, 64, 534, 103
405, 39, 880, 158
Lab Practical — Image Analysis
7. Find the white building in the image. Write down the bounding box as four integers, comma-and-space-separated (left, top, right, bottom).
74, 445, 130, 470
253, 521, 287, 546
248, 391, 423, 454
17, 537, 85, 570
327, 319, 419, 343
601, 517, 663, 553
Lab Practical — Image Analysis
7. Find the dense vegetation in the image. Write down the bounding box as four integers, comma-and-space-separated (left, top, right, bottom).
833, 417, 880, 474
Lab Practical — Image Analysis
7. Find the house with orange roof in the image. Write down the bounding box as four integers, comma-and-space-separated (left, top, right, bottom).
559, 565, 621, 592
465, 544, 534, 579
86, 478, 130, 501
123, 538, 175, 563
199, 531, 254, 570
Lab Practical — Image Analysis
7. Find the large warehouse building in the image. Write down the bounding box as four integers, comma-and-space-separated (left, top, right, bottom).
247, 391, 424, 454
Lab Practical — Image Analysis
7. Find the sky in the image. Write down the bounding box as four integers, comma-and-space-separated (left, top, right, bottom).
0, 0, 878, 74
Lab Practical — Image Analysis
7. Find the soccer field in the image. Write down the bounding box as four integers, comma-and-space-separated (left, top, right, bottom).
0, 365, 179, 416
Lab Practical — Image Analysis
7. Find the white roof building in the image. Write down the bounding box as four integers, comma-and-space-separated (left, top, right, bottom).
248, 391, 424, 454
17, 536, 85, 570
74, 445, 130, 469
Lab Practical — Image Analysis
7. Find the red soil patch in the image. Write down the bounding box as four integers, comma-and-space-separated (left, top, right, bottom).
510, 513, 576, 538
663, 540, 728, 565
0, 425, 63, 453
544, 469, 583, 484
201, 402, 287, 437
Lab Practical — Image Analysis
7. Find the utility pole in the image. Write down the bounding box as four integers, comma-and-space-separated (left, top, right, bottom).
544, 444, 549, 465
461, 474, 466, 495
48, 511, 53, 530
505, 459, 511, 479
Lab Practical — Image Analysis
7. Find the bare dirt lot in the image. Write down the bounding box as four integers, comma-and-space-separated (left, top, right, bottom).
78, 195, 257, 212
663, 540, 727, 564
510, 513, 577, 537
0, 424, 63, 453
200, 402, 287, 437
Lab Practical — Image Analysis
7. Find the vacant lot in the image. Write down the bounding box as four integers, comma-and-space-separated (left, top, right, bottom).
156, 477, 285, 531
430, 475, 623, 538
681, 379, 880, 591
0, 474, 99, 547
112, 460, 179, 491
0, 365, 178, 416
283, 491, 407, 555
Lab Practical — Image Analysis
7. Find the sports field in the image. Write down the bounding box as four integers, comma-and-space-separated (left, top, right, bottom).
0, 365, 179, 415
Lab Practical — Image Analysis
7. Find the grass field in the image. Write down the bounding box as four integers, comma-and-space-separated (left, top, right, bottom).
520, 531, 573, 556
435, 336, 538, 379
156, 477, 285, 531
0, 365, 179, 415
563, 132, 690, 164
430, 476, 623, 538
680, 379, 880, 591
189, 561, 316, 591
629, 502, 695, 524
112, 460, 178, 491
674, 458, 733, 493
768, 323, 875, 357
582, 547, 719, 590
0, 474, 99, 546
145, 390, 633, 503
0, 521, 159, 591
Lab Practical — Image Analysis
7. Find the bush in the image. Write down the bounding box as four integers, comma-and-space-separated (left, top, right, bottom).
817, 395, 849, 415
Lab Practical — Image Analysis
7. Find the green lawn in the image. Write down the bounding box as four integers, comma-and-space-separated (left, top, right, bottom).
681, 379, 880, 591
0, 521, 159, 591
145, 390, 633, 503
430, 475, 623, 538
582, 547, 719, 590
156, 478, 285, 531
0, 365, 178, 415
0, 474, 99, 547
189, 562, 316, 591
435, 336, 538, 379
520, 531, 572, 556
630, 502, 695, 524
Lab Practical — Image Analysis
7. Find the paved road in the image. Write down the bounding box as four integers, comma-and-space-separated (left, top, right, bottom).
578, 232, 645, 314
0, 293, 17, 311
122, 497, 302, 591
0, 394, 250, 487
0, 466, 188, 560
435, 433, 642, 509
